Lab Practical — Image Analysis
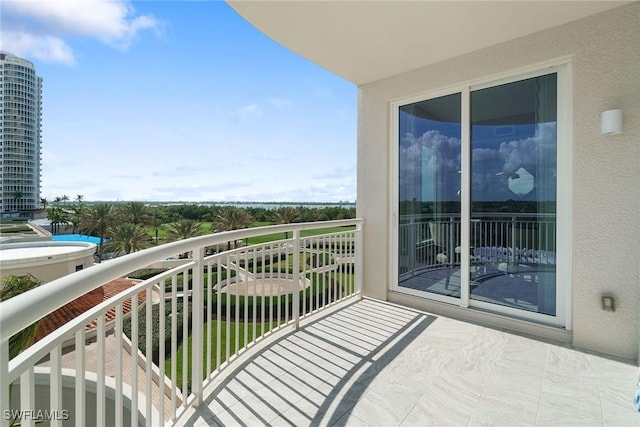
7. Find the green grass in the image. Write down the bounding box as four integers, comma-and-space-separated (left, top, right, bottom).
0, 224, 33, 234
166, 320, 280, 389
164, 269, 355, 390
146, 222, 355, 246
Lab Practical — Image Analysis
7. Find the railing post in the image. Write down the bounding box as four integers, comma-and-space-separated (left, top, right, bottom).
292, 229, 301, 330
407, 219, 416, 275
355, 221, 364, 298
191, 247, 204, 406
0, 340, 9, 427
511, 216, 517, 263
449, 216, 455, 265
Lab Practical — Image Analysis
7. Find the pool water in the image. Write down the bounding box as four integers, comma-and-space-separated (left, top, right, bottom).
53, 234, 102, 245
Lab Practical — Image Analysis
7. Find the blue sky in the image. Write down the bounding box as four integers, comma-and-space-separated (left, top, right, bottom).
1, 0, 357, 202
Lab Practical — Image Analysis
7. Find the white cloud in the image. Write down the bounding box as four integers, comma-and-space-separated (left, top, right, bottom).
237, 104, 262, 121
1, 32, 75, 64
1, 0, 162, 64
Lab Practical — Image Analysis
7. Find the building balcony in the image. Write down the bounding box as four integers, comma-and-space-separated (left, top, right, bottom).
1, 219, 637, 426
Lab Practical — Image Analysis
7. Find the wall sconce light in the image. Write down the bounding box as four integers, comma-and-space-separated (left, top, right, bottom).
601, 109, 623, 135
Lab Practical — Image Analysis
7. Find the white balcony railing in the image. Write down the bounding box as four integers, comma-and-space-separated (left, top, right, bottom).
0, 219, 363, 426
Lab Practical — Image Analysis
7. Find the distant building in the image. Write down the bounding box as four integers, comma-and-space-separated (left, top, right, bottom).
0, 51, 42, 216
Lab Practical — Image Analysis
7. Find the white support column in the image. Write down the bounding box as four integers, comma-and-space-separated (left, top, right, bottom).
292, 230, 301, 330
50, 346, 62, 427
355, 222, 364, 298
20, 368, 35, 427
75, 328, 86, 427
191, 247, 204, 406
0, 341, 10, 427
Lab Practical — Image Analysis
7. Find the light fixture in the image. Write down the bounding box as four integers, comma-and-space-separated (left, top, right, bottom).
601, 109, 623, 135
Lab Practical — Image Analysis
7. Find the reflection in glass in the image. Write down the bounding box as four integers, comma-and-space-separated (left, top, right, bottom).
398, 93, 461, 298
469, 74, 557, 316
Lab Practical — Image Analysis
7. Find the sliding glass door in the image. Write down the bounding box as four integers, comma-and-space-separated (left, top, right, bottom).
397, 66, 565, 324
470, 74, 557, 316
398, 93, 461, 300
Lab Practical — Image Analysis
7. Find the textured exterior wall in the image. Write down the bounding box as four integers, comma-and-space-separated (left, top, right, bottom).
357, 3, 639, 361
1, 255, 94, 284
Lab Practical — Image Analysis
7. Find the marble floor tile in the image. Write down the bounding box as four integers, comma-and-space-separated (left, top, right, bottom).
184, 299, 639, 427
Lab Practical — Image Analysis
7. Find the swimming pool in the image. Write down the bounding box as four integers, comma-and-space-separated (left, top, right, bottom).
52, 234, 102, 245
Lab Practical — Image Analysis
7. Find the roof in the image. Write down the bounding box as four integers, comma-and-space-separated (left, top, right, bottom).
0, 241, 96, 268
228, 1, 629, 85
34, 278, 146, 342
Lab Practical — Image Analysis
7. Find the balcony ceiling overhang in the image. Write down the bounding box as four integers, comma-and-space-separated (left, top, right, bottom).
227, 1, 629, 85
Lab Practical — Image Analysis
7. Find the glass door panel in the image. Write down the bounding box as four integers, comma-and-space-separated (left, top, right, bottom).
469, 74, 557, 316
398, 93, 461, 299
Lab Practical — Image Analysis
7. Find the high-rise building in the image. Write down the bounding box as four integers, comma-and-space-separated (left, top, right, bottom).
0, 51, 42, 215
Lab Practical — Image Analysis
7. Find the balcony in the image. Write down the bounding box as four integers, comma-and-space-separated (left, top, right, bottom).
1, 219, 637, 426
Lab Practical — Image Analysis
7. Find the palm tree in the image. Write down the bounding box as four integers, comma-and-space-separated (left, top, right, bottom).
272, 207, 300, 239
61, 194, 70, 205
79, 203, 115, 261
68, 208, 83, 234
46, 206, 69, 234
167, 219, 203, 241
117, 201, 152, 227
167, 219, 203, 258
103, 223, 151, 256
211, 206, 253, 249
76, 194, 84, 204
151, 210, 167, 246
0, 275, 42, 359
40, 197, 48, 209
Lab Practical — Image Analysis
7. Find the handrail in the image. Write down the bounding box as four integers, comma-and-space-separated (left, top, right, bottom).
0, 219, 362, 343
1, 218, 364, 426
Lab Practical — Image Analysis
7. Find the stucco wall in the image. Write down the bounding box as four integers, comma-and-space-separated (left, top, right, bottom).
357, 3, 639, 361
1, 255, 94, 284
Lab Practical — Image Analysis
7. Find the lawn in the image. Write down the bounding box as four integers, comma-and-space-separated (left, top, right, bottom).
147, 221, 355, 246
166, 319, 281, 389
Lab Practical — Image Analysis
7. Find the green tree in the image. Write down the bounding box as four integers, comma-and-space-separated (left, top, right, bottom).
167, 219, 203, 241
272, 207, 301, 239
76, 194, 84, 204
211, 206, 253, 232
0, 275, 42, 359
167, 219, 203, 258
68, 209, 82, 234
211, 206, 253, 249
103, 223, 151, 256
151, 209, 168, 246
46, 206, 69, 234
79, 203, 115, 260
116, 201, 152, 227
40, 197, 48, 209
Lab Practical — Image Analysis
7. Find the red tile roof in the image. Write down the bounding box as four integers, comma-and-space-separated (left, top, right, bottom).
34, 278, 146, 342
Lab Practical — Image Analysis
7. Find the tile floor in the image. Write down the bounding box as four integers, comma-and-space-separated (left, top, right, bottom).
183, 298, 639, 426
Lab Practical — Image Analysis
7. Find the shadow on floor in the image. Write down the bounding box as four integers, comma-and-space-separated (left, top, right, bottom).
182, 299, 436, 426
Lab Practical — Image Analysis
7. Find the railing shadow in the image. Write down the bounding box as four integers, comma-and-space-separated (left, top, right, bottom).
183, 299, 435, 426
